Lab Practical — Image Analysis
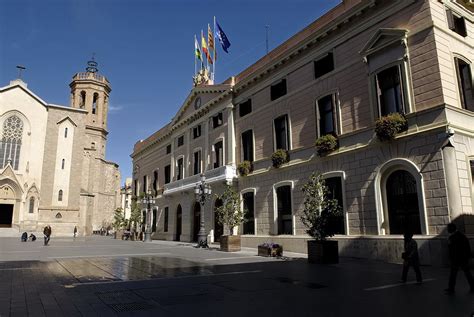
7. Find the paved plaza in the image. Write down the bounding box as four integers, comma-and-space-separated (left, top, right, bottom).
0, 234, 473, 317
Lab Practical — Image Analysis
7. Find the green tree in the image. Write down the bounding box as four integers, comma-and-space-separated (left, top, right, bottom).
113, 207, 125, 230
129, 201, 142, 230
215, 185, 246, 236
300, 172, 342, 240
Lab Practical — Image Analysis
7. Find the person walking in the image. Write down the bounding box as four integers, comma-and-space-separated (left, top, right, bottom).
73, 226, 77, 238
401, 231, 422, 284
445, 223, 474, 294
43, 225, 52, 246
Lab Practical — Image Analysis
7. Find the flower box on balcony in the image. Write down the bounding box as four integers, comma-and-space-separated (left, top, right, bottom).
258, 243, 283, 257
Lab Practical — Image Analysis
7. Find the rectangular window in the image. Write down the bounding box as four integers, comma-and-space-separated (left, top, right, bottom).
318, 95, 336, 136
153, 170, 158, 192
274, 115, 290, 151
243, 192, 255, 234
164, 165, 171, 184
193, 151, 201, 175
239, 99, 252, 117
447, 10, 467, 37
177, 135, 184, 147
455, 58, 474, 111
164, 207, 169, 232
134, 179, 138, 196
324, 177, 345, 234
271, 79, 287, 101
241, 130, 254, 162
166, 144, 171, 154
314, 52, 334, 79
176, 157, 184, 180
214, 141, 223, 168
276, 185, 292, 235
143, 175, 147, 194
193, 125, 202, 139
212, 112, 223, 128
376, 65, 404, 116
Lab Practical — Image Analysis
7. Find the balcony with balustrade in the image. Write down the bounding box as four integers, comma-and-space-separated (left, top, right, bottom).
163, 165, 237, 196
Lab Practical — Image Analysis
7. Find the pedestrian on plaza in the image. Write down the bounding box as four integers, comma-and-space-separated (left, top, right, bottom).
73, 226, 77, 238
28, 233, 36, 241
401, 231, 422, 284
21, 232, 28, 242
445, 223, 474, 294
43, 225, 52, 246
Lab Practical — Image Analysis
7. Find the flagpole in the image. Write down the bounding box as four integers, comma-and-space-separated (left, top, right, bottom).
194, 34, 197, 79
213, 16, 216, 83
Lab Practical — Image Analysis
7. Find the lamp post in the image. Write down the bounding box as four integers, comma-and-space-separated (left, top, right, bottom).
141, 190, 155, 242
194, 173, 212, 248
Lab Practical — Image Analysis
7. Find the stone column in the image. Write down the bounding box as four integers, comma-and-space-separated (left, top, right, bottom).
226, 104, 236, 166
442, 141, 463, 226
204, 119, 209, 172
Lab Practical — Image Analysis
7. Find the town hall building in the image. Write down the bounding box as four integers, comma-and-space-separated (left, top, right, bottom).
0, 60, 121, 235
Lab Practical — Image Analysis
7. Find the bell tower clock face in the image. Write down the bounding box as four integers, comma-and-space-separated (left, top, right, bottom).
194, 97, 202, 109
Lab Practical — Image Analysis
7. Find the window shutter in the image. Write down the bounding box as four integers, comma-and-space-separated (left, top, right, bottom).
446, 10, 455, 30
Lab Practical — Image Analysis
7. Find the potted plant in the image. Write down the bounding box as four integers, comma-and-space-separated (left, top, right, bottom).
271, 149, 290, 168
300, 172, 342, 264
315, 134, 338, 156
237, 160, 253, 176
374, 112, 408, 141
113, 207, 126, 239
215, 185, 246, 252
258, 242, 283, 257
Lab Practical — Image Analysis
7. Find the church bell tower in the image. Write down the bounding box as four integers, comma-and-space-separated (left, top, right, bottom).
69, 57, 111, 158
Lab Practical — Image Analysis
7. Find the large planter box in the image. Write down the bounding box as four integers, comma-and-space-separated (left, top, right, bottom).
258, 245, 283, 257
307, 240, 339, 264
220, 235, 241, 252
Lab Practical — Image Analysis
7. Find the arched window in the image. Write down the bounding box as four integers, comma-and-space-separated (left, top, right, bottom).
58, 190, 63, 202
29, 197, 35, 213
0, 115, 23, 170
92, 93, 98, 114
80, 91, 86, 109
386, 170, 421, 234
64, 127, 68, 138
61, 159, 65, 170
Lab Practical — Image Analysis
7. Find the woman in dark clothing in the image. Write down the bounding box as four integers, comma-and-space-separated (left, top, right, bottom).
445, 223, 474, 294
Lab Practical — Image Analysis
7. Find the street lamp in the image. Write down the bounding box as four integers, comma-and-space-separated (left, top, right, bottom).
141, 190, 155, 242
194, 173, 212, 248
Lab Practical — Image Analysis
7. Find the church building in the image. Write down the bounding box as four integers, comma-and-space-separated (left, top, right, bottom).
0, 60, 121, 235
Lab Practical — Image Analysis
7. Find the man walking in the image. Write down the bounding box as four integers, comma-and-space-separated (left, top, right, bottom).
401, 231, 422, 284
43, 225, 52, 246
445, 223, 474, 294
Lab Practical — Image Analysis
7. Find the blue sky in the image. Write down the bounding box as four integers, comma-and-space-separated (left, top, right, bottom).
0, 0, 341, 183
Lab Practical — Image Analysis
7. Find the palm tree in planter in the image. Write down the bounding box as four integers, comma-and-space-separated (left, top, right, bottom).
300, 172, 342, 264
215, 185, 246, 252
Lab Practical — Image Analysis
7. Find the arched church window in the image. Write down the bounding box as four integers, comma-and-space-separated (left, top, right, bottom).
92, 93, 98, 114
1, 115, 24, 170
80, 91, 86, 109
29, 197, 35, 213
58, 190, 63, 202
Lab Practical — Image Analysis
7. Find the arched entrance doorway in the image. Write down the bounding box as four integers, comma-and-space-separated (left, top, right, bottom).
0, 184, 18, 228
386, 170, 421, 234
193, 202, 201, 242
214, 199, 224, 242
175, 205, 182, 241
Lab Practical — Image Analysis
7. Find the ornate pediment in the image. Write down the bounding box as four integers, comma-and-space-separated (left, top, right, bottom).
360, 28, 408, 58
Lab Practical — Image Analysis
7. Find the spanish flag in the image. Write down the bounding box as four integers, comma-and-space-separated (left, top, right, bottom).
201, 33, 212, 65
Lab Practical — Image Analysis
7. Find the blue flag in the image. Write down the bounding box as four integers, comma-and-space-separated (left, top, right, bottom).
215, 21, 231, 53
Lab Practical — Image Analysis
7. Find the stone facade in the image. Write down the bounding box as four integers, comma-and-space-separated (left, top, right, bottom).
131, 0, 474, 265
0, 63, 121, 236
